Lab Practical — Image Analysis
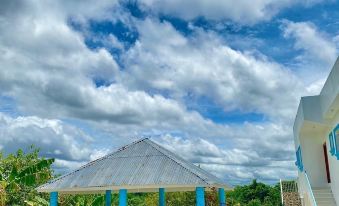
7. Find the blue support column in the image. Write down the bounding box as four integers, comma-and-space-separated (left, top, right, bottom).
50, 191, 58, 206
119, 189, 127, 206
218, 188, 226, 206
159, 188, 165, 206
196, 187, 205, 206
105, 190, 112, 206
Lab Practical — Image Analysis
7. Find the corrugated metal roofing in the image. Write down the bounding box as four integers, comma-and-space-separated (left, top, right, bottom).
37, 138, 231, 193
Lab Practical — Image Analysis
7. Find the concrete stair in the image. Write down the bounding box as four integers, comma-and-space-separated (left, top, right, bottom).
313, 187, 337, 206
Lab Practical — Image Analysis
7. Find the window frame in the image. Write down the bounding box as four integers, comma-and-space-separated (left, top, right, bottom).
329, 131, 335, 156
333, 124, 339, 160
295, 146, 303, 172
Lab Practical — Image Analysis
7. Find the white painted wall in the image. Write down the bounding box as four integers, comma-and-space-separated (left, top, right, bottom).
299, 129, 328, 187
327, 114, 339, 205
294, 56, 338, 205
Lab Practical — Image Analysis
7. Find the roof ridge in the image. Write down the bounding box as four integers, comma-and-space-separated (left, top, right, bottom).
143, 139, 211, 185
39, 138, 149, 188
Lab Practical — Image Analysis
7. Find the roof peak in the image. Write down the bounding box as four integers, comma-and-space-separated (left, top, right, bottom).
38, 138, 230, 193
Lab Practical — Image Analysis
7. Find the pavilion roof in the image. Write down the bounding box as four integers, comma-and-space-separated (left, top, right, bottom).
37, 138, 231, 194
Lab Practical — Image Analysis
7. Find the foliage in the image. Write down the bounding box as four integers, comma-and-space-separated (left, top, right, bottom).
226, 179, 282, 206
59, 194, 105, 206
0, 146, 54, 206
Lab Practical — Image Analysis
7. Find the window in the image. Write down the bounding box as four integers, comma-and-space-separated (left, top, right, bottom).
334, 124, 339, 160
329, 132, 335, 156
295, 146, 303, 172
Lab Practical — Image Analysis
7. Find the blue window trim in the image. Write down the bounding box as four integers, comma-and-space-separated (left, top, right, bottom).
295, 146, 303, 172
333, 124, 339, 160
329, 132, 335, 156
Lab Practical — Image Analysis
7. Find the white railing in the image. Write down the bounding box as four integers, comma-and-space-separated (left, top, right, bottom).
303, 171, 317, 206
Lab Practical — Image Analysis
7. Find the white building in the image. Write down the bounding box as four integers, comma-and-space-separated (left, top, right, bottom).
294, 57, 339, 206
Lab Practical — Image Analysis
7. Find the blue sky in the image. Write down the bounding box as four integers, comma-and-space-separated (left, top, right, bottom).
0, 0, 338, 185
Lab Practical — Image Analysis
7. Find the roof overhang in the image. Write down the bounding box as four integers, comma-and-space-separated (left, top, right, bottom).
293, 57, 338, 143
293, 96, 329, 137
37, 183, 232, 194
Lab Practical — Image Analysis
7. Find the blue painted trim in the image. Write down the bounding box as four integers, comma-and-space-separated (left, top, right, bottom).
295, 146, 303, 172
329, 132, 335, 156
105, 190, 111, 206
334, 124, 339, 160
50, 192, 58, 206
218, 188, 226, 206
159, 188, 165, 206
119, 189, 127, 206
196, 187, 205, 206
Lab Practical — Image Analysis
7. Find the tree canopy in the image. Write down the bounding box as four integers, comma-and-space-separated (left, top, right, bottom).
0, 146, 54, 206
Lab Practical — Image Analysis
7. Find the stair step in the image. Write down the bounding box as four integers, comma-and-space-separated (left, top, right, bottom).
312, 187, 337, 206
315, 194, 335, 198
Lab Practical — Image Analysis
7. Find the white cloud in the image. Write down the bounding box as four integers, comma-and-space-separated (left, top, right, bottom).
281, 20, 338, 93
0, 113, 92, 162
282, 20, 337, 66
157, 135, 297, 184
1, 0, 334, 185
0, 0, 212, 130
137, 0, 327, 24
121, 18, 305, 121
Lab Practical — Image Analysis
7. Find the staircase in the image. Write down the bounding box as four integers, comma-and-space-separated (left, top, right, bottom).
313, 187, 336, 206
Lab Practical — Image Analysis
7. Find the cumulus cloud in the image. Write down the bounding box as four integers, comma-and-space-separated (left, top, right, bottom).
1, 0, 335, 185
0, 0, 211, 130
282, 20, 337, 66
121, 18, 305, 121
157, 135, 296, 184
0, 113, 92, 162
136, 0, 327, 24
281, 20, 338, 93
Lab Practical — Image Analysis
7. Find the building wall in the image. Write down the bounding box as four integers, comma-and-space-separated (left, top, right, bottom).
327, 114, 339, 204
299, 129, 327, 187
294, 57, 338, 205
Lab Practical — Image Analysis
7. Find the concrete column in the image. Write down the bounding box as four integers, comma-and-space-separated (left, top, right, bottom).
50, 191, 58, 206
218, 188, 226, 206
196, 187, 205, 206
159, 188, 165, 206
105, 190, 111, 206
119, 189, 127, 206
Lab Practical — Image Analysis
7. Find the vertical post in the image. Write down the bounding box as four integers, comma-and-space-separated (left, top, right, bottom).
196, 187, 205, 206
159, 188, 165, 206
119, 189, 127, 206
105, 190, 112, 206
218, 188, 226, 206
50, 191, 58, 206
280, 179, 284, 206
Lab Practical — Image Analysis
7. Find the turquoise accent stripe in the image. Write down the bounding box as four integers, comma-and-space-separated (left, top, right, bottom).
295, 146, 303, 171
196, 187, 205, 206
334, 124, 339, 159
159, 188, 165, 206
119, 189, 127, 206
50, 192, 58, 206
218, 188, 226, 206
329, 132, 334, 155
105, 190, 111, 206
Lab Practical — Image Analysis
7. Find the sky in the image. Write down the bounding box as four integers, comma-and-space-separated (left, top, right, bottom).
0, 0, 338, 186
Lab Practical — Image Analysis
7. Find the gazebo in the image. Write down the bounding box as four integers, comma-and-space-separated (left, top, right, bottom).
38, 138, 231, 205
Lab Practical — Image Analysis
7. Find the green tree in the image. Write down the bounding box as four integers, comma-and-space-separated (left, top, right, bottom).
0, 146, 54, 206
227, 180, 282, 206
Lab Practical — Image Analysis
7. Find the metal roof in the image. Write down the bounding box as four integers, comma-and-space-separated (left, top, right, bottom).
38, 138, 231, 193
